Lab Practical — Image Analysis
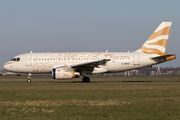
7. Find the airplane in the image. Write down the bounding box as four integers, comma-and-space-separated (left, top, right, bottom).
3, 22, 176, 83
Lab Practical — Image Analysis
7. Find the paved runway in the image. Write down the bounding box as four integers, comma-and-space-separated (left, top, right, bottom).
1, 82, 180, 84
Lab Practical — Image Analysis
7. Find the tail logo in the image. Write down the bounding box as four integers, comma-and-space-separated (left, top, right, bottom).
140, 22, 172, 54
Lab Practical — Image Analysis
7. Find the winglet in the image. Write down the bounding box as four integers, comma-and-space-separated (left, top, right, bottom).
136, 22, 172, 54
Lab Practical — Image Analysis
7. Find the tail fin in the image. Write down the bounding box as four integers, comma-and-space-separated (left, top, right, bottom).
136, 22, 172, 54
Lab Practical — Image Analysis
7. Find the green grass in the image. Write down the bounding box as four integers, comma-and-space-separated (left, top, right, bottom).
0, 83, 180, 120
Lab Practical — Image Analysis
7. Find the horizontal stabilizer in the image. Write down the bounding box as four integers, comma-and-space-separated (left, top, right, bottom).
151, 54, 176, 62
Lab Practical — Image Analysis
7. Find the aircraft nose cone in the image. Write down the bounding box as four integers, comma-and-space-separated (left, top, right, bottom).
3, 63, 8, 71
3, 62, 11, 71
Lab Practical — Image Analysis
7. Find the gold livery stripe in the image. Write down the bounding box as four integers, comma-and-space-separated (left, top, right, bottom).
147, 26, 171, 41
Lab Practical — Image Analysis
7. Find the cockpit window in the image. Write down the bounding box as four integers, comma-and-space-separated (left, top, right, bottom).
17, 58, 20, 61
10, 57, 20, 62
10, 58, 16, 61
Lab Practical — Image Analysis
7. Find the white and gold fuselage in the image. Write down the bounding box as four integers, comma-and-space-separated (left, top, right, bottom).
3, 52, 159, 74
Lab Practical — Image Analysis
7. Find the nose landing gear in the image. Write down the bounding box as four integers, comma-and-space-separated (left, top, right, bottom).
27, 73, 31, 83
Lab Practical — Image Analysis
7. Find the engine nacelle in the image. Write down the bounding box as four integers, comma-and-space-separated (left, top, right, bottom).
52, 67, 80, 79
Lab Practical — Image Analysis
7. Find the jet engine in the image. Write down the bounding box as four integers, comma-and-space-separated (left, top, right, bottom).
52, 67, 80, 79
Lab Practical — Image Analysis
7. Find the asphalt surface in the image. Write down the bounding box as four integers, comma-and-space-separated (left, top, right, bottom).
1, 75, 180, 84
1, 82, 180, 84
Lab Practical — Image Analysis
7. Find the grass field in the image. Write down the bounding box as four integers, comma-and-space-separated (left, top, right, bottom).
0, 76, 180, 120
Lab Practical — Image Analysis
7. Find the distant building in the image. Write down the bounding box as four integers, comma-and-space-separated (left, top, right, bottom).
166, 71, 174, 74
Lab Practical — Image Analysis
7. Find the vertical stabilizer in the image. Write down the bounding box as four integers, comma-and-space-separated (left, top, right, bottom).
136, 22, 172, 54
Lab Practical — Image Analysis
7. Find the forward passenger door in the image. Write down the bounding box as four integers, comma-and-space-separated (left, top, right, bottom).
25, 54, 32, 66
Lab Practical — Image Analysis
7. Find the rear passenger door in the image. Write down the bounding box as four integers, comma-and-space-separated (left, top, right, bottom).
133, 54, 139, 65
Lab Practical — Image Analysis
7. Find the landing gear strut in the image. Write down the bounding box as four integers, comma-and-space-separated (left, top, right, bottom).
27, 73, 31, 83
82, 76, 90, 83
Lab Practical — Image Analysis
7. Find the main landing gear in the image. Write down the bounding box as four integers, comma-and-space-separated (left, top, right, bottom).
27, 73, 31, 83
82, 76, 90, 83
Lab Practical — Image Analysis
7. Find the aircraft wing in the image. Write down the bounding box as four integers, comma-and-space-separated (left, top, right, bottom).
53, 59, 110, 72
70, 59, 110, 73
71, 59, 110, 68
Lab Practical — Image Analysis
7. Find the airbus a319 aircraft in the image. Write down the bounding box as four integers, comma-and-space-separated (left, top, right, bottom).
3, 22, 176, 83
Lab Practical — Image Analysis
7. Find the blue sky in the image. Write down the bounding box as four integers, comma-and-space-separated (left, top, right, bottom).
0, 0, 180, 69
